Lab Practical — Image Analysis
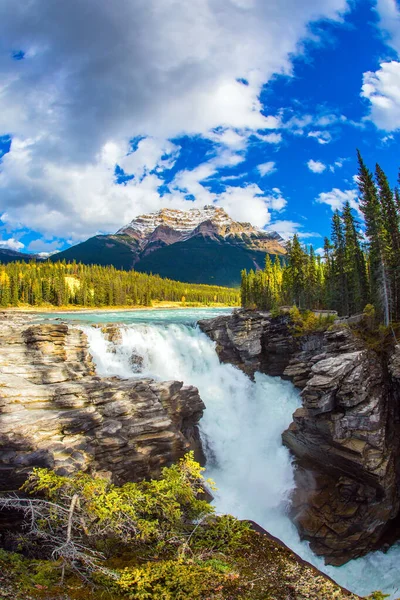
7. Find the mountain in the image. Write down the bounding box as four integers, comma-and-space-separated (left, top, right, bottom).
0, 248, 35, 264
52, 205, 285, 286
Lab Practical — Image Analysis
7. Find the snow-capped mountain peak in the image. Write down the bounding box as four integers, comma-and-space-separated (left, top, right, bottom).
116, 205, 279, 242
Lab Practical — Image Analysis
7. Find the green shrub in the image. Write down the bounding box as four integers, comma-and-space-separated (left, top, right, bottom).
289, 306, 336, 334
1, 453, 249, 598
103, 559, 237, 599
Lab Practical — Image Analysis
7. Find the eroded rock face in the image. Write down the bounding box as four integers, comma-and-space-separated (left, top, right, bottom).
0, 313, 205, 492
199, 311, 400, 566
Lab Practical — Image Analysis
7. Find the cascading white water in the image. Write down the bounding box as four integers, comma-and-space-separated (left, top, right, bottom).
83, 318, 400, 599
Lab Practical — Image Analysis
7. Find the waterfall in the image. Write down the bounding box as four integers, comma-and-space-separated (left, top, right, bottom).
83, 319, 400, 599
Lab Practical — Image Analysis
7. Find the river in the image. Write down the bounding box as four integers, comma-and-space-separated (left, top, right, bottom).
36, 307, 400, 598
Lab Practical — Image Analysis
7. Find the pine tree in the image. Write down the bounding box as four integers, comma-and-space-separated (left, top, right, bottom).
357, 151, 390, 325
341, 201, 368, 314
285, 234, 306, 308
376, 163, 400, 321
331, 210, 348, 316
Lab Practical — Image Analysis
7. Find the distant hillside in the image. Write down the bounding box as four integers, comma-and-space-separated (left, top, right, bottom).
0, 248, 35, 264
0, 260, 240, 307
52, 205, 286, 286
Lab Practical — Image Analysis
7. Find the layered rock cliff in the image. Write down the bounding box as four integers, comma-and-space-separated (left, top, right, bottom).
199, 310, 400, 566
0, 312, 204, 492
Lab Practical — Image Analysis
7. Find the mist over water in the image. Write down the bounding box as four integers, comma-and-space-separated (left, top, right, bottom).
77, 309, 400, 598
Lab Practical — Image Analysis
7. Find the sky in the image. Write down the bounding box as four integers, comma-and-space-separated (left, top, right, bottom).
0, 0, 399, 256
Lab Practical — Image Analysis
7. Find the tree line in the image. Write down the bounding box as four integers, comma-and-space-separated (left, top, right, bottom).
0, 261, 240, 307
241, 153, 400, 325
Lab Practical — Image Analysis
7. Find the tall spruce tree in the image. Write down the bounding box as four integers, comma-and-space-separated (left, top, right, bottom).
341, 201, 368, 314
357, 151, 390, 325
285, 234, 306, 307
331, 210, 348, 316
375, 163, 400, 321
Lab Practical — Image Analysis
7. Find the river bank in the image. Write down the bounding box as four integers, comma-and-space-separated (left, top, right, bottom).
3, 301, 237, 314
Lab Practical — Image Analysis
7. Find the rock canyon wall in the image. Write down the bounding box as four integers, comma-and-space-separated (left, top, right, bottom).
199, 310, 400, 566
0, 313, 204, 492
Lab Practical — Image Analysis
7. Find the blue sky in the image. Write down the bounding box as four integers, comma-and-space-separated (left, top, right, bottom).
0, 0, 399, 256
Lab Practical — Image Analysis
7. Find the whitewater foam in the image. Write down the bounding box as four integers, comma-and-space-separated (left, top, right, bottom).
83, 319, 400, 598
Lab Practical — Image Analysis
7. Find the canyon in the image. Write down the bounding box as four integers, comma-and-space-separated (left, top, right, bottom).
199, 310, 400, 566
1, 307, 400, 597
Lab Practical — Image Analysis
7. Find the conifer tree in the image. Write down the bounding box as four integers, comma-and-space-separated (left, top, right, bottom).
357, 151, 390, 325
331, 210, 348, 315
376, 164, 400, 321
341, 201, 368, 314
285, 234, 306, 308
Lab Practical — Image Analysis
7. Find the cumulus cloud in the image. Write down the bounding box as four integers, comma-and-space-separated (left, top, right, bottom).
375, 0, 400, 55
307, 159, 326, 173
257, 161, 276, 177
217, 184, 273, 227
0, 0, 348, 237
361, 61, 400, 131
0, 237, 24, 251
360, 1, 400, 131
265, 188, 287, 212
316, 188, 359, 212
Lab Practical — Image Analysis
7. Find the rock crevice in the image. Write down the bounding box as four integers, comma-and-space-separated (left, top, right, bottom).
199, 310, 400, 565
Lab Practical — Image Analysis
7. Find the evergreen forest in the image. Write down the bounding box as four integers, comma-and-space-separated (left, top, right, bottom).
0, 261, 240, 307
241, 153, 400, 325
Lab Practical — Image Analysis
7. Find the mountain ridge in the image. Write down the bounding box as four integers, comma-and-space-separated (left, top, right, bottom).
116, 205, 285, 255
3, 206, 285, 287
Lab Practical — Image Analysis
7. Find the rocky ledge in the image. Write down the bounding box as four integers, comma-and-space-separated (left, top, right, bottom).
199, 310, 400, 566
0, 312, 204, 493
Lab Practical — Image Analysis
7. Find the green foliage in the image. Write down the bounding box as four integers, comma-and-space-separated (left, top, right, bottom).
0, 548, 60, 589
9, 453, 250, 599
0, 260, 240, 308
289, 307, 336, 334
189, 515, 251, 554
22, 453, 216, 552
102, 559, 236, 599
366, 593, 390, 600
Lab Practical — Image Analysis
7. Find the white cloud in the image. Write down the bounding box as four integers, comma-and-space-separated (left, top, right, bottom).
334, 158, 345, 168
27, 239, 62, 253
256, 132, 283, 144
375, 0, 400, 55
361, 61, 400, 131
316, 188, 359, 212
0, 0, 349, 236
265, 187, 287, 211
307, 130, 333, 144
283, 112, 345, 137
0, 237, 24, 251
265, 219, 319, 240
217, 184, 272, 227
257, 161, 276, 177
307, 159, 326, 173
